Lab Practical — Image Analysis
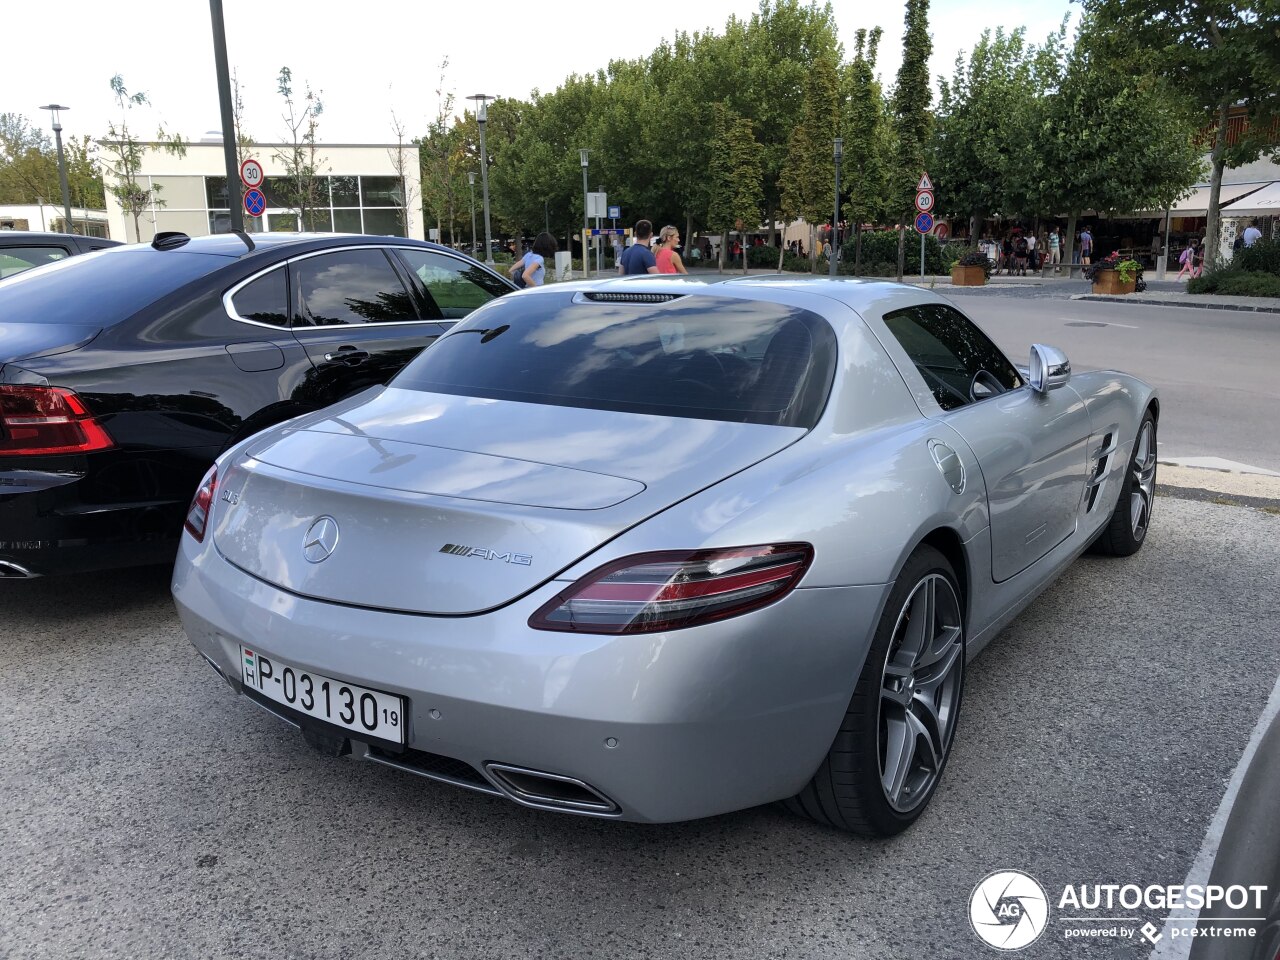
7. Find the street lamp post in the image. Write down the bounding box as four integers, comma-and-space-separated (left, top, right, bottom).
830, 138, 843, 278
579, 149, 589, 278
467, 172, 477, 258
467, 94, 494, 265
39, 104, 75, 235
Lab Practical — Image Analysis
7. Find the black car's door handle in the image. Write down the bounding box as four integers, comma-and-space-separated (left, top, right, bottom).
323, 347, 370, 365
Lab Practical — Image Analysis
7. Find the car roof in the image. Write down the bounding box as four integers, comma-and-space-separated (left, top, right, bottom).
160, 232, 456, 261
534, 273, 943, 317
0, 231, 120, 246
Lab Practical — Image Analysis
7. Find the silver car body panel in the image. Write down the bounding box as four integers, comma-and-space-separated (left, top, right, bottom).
174, 275, 1157, 822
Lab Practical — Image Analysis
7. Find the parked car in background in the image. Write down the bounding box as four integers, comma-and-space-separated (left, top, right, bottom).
0, 232, 514, 577
173, 275, 1158, 834
0, 231, 121, 279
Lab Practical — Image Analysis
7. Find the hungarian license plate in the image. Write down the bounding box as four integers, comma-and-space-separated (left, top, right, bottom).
239, 645, 405, 745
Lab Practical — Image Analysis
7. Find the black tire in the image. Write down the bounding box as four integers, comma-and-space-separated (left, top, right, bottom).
784, 545, 965, 836
1090, 411, 1157, 557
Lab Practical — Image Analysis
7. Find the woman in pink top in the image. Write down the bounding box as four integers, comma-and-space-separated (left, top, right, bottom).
655, 225, 688, 274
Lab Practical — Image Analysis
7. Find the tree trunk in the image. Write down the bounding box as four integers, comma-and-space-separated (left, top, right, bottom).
809, 224, 818, 274
854, 223, 863, 277
1063, 211, 1078, 275
764, 203, 776, 249
1204, 98, 1230, 270
719, 229, 727, 274
777, 218, 787, 272
685, 210, 695, 268
896, 223, 905, 281
742, 232, 749, 276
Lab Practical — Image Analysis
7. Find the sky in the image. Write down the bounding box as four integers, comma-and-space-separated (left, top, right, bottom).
4, 0, 1078, 145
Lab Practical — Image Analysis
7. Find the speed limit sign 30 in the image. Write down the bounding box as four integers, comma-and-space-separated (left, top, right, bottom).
239, 158, 264, 190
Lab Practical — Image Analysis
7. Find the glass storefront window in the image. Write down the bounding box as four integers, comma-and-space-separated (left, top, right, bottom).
331, 175, 360, 207
362, 208, 405, 236
333, 209, 363, 233
268, 212, 299, 232
303, 208, 333, 232
206, 176, 229, 209
361, 176, 403, 207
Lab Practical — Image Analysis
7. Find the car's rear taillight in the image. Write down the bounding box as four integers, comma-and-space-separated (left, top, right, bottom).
529, 543, 814, 634
184, 465, 218, 542
0, 384, 115, 456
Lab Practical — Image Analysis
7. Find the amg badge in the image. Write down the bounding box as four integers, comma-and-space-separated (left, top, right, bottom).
439, 543, 533, 565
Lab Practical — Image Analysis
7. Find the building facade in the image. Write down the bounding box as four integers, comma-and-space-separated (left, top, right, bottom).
0, 204, 111, 237
101, 141, 423, 243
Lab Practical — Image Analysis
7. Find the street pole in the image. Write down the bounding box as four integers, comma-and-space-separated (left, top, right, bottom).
208, 0, 244, 233
468, 172, 477, 258
39, 105, 75, 234
579, 149, 589, 279
830, 138, 842, 278
467, 95, 495, 266
920, 232, 926, 280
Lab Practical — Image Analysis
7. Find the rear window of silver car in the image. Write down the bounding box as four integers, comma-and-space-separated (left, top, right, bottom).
392, 293, 838, 428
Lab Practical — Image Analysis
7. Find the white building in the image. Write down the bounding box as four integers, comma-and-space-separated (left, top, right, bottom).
0, 204, 111, 237
101, 140, 423, 243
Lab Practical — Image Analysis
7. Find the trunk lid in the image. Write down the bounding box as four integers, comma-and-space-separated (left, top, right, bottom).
0, 322, 101, 364
212, 386, 804, 614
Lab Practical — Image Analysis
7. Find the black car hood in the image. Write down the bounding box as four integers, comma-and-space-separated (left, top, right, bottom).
0, 322, 101, 364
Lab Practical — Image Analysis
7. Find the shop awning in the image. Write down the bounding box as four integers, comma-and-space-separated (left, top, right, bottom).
1162, 182, 1270, 215
1221, 181, 1280, 214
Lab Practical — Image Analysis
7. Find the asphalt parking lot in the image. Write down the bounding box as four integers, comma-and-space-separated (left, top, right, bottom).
2, 490, 1277, 959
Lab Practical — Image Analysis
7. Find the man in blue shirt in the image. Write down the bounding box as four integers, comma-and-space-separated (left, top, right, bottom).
618, 219, 658, 275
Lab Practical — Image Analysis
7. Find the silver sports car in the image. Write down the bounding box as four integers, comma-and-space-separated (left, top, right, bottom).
173, 276, 1158, 836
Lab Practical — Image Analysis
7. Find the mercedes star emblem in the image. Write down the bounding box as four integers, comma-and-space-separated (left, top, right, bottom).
302, 516, 340, 563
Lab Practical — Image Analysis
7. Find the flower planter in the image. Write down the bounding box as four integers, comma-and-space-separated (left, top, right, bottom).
950, 264, 987, 287
1091, 270, 1137, 295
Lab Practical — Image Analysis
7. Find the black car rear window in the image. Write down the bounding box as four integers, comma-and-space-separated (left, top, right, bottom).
0, 246, 227, 326
392, 293, 837, 428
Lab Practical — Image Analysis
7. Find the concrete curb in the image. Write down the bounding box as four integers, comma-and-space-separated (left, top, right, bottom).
1073, 294, 1280, 313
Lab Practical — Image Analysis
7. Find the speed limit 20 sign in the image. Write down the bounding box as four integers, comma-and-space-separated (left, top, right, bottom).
239, 158, 264, 190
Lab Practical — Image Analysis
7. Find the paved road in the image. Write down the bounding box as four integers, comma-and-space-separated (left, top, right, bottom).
944, 292, 1280, 472
3, 493, 1277, 959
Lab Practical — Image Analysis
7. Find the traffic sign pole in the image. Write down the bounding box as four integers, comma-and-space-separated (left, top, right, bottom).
209, 0, 243, 232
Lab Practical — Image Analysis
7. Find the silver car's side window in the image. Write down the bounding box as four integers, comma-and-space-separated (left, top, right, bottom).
882, 304, 1023, 411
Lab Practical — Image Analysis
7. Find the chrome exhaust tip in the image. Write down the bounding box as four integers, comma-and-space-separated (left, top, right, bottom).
0, 560, 38, 579
484, 763, 619, 815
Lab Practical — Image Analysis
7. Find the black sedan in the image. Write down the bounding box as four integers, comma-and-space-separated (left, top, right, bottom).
0, 232, 514, 577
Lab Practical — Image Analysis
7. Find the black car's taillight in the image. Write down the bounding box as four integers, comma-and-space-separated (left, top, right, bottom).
529, 543, 814, 634
184, 465, 218, 542
0, 384, 115, 456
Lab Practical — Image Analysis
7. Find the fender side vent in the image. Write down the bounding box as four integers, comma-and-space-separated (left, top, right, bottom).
581, 292, 685, 304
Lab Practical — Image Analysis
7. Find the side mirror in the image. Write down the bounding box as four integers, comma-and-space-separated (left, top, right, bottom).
1029, 343, 1071, 393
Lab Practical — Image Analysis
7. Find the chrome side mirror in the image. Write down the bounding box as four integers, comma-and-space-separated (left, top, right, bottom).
1029, 344, 1071, 393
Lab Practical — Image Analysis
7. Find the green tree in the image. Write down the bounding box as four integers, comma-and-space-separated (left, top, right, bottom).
843, 28, 890, 273
1029, 16, 1205, 266
273, 66, 327, 231
708, 104, 764, 274
100, 75, 186, 241
930, 27, 1049, 242
890, 0, 933, 277
778, 55, 841, 272
1083, 0, 1279, 266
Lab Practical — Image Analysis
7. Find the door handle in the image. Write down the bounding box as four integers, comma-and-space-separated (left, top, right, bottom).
323, 348, 370, 364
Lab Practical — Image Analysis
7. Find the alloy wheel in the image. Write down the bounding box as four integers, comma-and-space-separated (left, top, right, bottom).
1130, 421, 1156, 541
878, 573, 964, 813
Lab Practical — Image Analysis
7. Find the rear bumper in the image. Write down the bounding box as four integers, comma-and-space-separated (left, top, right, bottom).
0, 453, 200, 576
172, 536, 890, 823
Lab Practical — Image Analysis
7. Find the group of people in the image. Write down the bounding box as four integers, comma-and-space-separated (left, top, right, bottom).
979, 228, 1067, 276
615, 219, 691, 275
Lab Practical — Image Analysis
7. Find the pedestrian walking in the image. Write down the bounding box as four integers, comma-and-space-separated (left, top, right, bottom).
1192, 237, 1206, 277
1013, 233, 1030, 276
1243, 219, 1263, 247
1176, 244, 1196, 280
509, 231, 557, 287
1049, 227, 1062, 272
1000, 234, 1014, 275
1080, 227, 1094, 265
618, 220, 658, 275
655, 225, 688, 274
